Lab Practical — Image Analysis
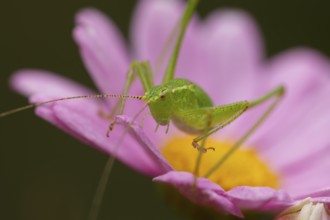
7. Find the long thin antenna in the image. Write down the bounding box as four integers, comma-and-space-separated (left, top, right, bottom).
0, 94, 145, 118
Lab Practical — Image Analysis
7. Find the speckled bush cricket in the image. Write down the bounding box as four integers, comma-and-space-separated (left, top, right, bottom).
1, 0, 285, 219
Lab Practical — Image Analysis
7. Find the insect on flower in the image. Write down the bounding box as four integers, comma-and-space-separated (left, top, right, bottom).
1, 1, 284, 160
2, 0, 309, 219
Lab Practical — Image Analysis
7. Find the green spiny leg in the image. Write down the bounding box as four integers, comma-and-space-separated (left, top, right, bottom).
118, 61, 153, 112
204, 86, 285, 178
89, 62, 153, 220
162, 0, 199, 83
193, 110, 214, 179
191, 102, 249, 152
106, 61, 154, 136
190, 105, 246, 182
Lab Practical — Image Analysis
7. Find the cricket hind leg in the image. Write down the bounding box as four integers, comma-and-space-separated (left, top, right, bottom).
193, 110, 214, 179
191, 104, 249, 186
192, 142, 215, 153
191, 86, 285, 153
204, 86, 285, 178
192, 110, 216, 153
192, 104, 249, 153
105, 61, 154, 136
191, 86, 284, 188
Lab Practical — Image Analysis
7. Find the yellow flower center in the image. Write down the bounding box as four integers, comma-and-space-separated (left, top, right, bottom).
162, 136, 279, 190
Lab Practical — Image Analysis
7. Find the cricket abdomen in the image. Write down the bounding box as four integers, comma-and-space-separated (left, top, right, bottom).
169, 78, 213, 133
169, 78, 213, 111
172, 115, 204, 134
169, 79, 249, 133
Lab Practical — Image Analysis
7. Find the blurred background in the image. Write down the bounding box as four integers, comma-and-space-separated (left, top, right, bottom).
1, 0, 329, 219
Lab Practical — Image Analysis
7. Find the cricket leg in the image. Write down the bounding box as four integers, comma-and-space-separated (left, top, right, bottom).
162, 0, 199, 83
204, 86, 285, 178
189, 104, 249, 188
193, 110, 213, 179
106, 61, 154, 136
192, 86, 284, 150
192, 135, 208, 190
89, 62, 154, 220
192, 104, 249, 152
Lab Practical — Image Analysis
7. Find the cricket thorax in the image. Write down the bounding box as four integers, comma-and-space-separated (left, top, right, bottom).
145, 78, 213, 129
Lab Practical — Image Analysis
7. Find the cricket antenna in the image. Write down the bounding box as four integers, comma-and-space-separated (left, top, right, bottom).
0, 94, 145, 118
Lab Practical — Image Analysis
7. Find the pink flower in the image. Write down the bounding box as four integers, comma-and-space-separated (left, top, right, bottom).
10, 0, 330, 218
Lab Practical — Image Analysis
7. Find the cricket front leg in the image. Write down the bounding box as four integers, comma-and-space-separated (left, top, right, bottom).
89, 62, 154, 220
105, 61, 154, 136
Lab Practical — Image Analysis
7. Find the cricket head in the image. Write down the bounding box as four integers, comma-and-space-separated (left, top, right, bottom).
144, 85, 174, 126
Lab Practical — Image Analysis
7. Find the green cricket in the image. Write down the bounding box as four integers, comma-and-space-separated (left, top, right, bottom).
1, 0, 285, 219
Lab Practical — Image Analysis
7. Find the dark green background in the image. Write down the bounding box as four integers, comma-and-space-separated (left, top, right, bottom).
1, 1, 329, 219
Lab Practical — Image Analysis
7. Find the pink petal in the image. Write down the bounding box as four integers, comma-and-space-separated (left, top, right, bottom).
10, 69, 94, 97
131, 0, 185, 78
114, 115, 174, 173
293, 196, 330, 207
200, 10, 264, 104
249, 49, 330, 170
133, 0, 211, 89
33, 95, 167, 176
73, 8, 131, 95
154, 171, 243, 217
281, 147, 330, 197
309, 197, 330, 204
296, 188, 330, 200
226, 186, 293, 211
10, 70, 166, 176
